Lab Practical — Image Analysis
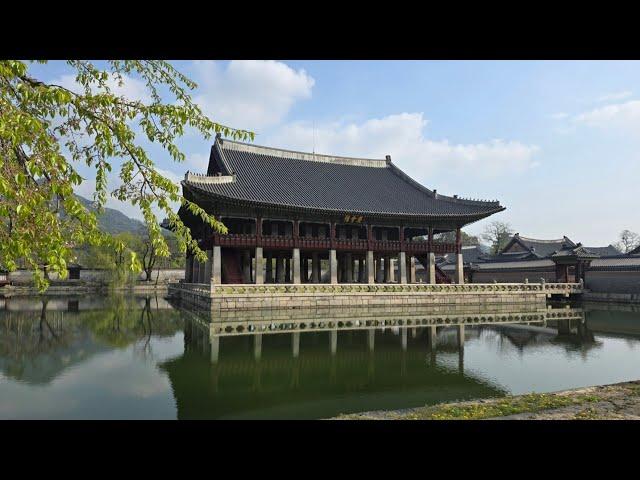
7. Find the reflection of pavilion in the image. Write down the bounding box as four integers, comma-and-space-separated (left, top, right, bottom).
484, 315, 599, 357
159, 304, 583, 419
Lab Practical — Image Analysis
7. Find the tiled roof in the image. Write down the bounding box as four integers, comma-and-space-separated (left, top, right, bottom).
629, 245, 640, 255
551, 245, 600, 260
470, 259, 555, 271
501, 233, 576, 258
583, 245, 621, 256
182, 137, 505, 221
589, 256, 640, 271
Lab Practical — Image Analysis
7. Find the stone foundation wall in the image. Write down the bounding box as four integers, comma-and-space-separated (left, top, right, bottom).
168, 282, 581, 312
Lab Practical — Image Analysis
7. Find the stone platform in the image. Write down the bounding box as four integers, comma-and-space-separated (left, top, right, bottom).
168, 282, 582, 313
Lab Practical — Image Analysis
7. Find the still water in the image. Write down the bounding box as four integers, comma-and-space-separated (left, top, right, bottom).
1, 295, 640, 419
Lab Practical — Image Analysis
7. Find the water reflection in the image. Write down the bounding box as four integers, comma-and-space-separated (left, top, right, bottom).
1, 295, 640, 419
0, 295, 182, 386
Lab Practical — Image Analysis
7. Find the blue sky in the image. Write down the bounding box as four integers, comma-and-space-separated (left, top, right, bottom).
32, 60, 640, 246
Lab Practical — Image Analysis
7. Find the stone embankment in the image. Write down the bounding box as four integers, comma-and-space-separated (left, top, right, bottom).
333, 380, 640, 420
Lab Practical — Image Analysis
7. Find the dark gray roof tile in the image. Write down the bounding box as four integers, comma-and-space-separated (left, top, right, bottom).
183, 138, 505, 220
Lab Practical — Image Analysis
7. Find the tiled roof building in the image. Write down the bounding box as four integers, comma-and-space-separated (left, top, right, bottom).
177, 135, 505, 286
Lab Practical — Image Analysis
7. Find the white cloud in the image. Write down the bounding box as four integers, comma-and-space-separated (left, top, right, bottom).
184, 152, 209, 171
268, 112, 539, 180
190, 60, 315, 132
597, 91, 632, 103
52, 72, 151, 104
573, 99, 640, 130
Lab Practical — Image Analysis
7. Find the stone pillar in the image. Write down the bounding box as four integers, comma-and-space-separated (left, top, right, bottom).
285, 257, 291, 283
398, 251, 407, 284
389, 257, 395, 282
293, 248, 301, 284
275, 255, 285, 283
312, 252, 320, 283
242, 250, 251, 283
427, 252, 436, 285
212, 246, 222, 285
302, 257, 309, 283
329, 249, 338, 284
255, 247, 264, 284
204, 250, 212, 283
352, 257, 357, 282
367, 251, 375, 284
345, 253, 352, 284
383, 256, 390, 283
265, 252, 273, 283
375, 256, 383, 283
455, 227, 464, 284
455, 253, 464, 284
409, 256, 416, 283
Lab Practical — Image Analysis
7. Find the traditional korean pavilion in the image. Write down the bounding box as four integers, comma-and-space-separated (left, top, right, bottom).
177, 135, 505, 285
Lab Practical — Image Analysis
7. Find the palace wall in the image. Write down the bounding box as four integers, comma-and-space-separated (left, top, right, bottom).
585, 270, 640, 294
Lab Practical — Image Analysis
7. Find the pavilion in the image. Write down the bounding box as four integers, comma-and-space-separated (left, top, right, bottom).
176, 135, 505, 286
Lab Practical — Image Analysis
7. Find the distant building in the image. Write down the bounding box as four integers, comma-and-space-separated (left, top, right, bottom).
437, 232, 640, 293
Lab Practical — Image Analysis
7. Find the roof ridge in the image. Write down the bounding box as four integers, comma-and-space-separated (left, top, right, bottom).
218, 137, 388, 168
517, 235, 568, 243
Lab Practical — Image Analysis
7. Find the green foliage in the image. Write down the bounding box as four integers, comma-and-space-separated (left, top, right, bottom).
0, 60, 253, 291
435, 230, 480, 246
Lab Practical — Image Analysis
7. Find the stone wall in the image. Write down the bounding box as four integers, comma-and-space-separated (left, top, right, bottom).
168, 282, 581, 313
7, 268, 185, 284
585, 271, 640, 294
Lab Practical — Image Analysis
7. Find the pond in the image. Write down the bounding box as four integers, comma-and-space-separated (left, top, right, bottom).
1, 295, 640, 419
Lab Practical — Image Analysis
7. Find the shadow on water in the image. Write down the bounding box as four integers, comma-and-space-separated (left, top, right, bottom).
2, 294, 640, 419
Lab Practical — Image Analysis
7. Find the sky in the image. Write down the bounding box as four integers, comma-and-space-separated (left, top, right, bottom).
31, 60, 640, 247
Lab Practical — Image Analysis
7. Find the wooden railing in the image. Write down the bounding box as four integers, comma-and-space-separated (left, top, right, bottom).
213, 233, 456, 254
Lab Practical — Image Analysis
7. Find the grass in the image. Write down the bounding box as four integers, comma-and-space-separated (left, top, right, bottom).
337, 393, 601, 420
398, 393, 600, 420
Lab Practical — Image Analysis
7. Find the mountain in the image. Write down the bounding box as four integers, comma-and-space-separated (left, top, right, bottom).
75, 195, 146, 235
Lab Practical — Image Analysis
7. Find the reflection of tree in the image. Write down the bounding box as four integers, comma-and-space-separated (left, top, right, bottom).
0, 295, 182, 384
0, 298, 75, 362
